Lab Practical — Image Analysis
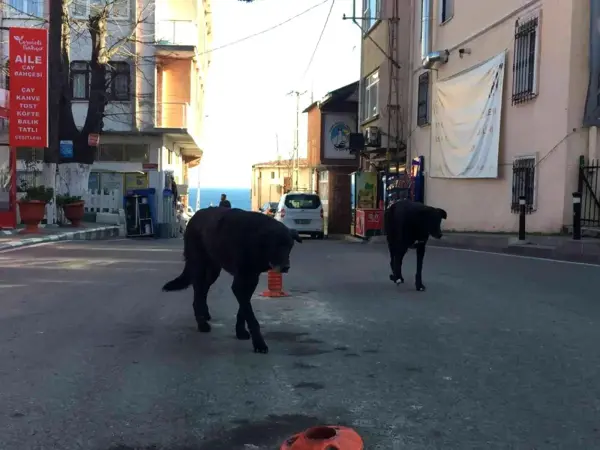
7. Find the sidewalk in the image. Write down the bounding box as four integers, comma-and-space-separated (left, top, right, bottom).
0, 223, 120, 251
342, 232, 600, 264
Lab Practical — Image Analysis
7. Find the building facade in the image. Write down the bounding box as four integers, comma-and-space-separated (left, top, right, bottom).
360, 0, 599, 233
250, 158, 312, 212
304, 81, 359, 234
0, 0, 211, 210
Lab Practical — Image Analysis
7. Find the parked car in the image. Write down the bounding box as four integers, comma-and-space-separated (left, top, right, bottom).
274, 192, 324, 239
259, 201, 278, 217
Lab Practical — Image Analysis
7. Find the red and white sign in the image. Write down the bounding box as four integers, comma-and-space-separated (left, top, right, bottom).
365, 209, 383, 230
9, 27, 48, 148
88, 133, 100, 146
355, 209, 365, 237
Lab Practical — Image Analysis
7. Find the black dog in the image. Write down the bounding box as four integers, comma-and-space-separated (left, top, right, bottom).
384, 200, 447, 291
162, 207, 302, 353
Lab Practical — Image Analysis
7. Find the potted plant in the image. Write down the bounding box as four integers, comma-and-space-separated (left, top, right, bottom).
56, 194, 85, 227
18, 185, 54, 233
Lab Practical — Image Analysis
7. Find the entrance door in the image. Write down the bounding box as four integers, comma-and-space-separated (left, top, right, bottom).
0, 146, 16, 229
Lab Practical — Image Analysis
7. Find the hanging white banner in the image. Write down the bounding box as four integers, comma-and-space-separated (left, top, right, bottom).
430, 52, 506, 178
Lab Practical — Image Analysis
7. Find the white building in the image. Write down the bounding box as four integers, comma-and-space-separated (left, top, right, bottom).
0, 0, 211, 208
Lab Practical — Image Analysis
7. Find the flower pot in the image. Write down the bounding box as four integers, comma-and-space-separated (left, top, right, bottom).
18, 200, 47, 234
62, 201, 85, 227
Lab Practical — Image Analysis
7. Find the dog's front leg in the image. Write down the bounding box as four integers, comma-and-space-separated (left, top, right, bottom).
231, 274, 267, 353
414, 242, 427, 291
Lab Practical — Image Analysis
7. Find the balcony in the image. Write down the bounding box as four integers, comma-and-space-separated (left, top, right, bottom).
155, 20, 197, 58
153, 102, 202, 157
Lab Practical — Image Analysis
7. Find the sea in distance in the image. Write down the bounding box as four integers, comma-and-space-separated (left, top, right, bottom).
187, 187, 251, 212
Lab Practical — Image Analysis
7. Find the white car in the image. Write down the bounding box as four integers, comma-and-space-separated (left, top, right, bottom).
274, 192, 324, 239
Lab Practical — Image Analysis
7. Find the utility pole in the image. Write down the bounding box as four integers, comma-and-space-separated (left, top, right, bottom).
286, 90, 306, 191
47, 0, 63, 165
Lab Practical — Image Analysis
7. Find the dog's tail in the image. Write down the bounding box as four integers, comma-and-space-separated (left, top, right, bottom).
162, 264, 191, 292
162, 226, 193, 292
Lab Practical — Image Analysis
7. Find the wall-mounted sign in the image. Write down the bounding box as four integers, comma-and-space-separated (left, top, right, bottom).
142, 163, 158, 171
88, 133, 100, 147
323, 113, 357, 160
9, 27, 49, 148
59, 140, 73, 158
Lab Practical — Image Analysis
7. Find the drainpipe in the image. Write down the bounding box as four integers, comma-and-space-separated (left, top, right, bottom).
589, 126, 597, 162
353, 0, 365, 170
421, 0, 449, 69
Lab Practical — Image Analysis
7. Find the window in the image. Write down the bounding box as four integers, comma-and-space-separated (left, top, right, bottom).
167, 149, 173, 165
284, 194, 321, 209
363, 70, 379, 122
71, 0, 129, 20
318, 171, 328, 182
97, 144, 148, 162
362, 0, 380, 32
512, 15, 539, 105
6, 0, 43, 17
511, 156, 536, 213
71, 61, 90, 100
271, 171, 275, 179
16, 148, 43, 161
417, 72, 430, 126
439, 0, 454, 24
70, 61, 131, 101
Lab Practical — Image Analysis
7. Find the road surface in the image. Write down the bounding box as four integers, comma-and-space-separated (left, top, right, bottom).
1, 238, 600, 449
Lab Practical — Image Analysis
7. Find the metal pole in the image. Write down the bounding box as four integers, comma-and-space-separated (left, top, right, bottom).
294, 92, 300, 190
572, 192, 582, 240
518, 196, 526, 241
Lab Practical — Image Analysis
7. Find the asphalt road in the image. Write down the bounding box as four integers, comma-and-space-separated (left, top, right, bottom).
1, 238, 600, 449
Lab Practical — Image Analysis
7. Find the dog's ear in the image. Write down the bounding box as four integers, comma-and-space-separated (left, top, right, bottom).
437, 208, 447, 220
290, 229, 302, 243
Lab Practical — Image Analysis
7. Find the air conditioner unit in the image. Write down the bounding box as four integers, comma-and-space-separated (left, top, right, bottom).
365, 126, 381, 147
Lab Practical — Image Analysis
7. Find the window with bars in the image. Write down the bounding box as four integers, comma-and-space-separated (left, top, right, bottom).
70, 61, 131, 101
512, 16, 539, 105
511, 156, 536, 213
417, 72, 430, 126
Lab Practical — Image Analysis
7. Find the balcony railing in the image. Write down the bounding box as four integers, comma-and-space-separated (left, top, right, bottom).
155, 20, 197, 46
155, 102, 190, 129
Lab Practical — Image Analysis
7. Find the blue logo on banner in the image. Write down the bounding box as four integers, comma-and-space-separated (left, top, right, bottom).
329, 122, 351, 150
60, 140, 73, 158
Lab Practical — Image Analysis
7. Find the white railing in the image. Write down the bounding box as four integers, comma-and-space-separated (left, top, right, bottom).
155, 20, 197, 46
83, 189, 121, 213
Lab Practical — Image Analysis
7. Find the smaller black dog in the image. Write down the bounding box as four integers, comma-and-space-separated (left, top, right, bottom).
384, 200, 447, 291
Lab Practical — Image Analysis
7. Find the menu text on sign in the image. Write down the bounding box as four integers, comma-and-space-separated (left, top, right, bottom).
9, 28, 49, 148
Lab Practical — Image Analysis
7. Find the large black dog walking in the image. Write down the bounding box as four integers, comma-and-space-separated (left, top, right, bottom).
385, 200, 447, 291
162, 207, 302, 353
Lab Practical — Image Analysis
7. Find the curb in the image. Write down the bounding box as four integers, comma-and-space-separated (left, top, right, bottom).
0, 226, 120, 252
340, 234, 600, 265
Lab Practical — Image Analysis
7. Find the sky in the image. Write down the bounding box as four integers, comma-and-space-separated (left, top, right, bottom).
193, 0, 361, 189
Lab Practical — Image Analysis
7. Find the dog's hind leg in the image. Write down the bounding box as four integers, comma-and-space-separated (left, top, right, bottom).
414, 242, 427, 291
192, 264, 221, 332
231, 274, 267, 353
389, 244, 408, 285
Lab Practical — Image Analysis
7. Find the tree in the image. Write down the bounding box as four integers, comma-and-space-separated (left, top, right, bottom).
0, 0, 154, 199
54, 0, 154, 196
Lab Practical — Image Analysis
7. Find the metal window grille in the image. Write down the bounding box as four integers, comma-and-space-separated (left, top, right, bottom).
417, 72, 430, 126
511, 157, 535, 213
512, 16, 538, 105
579, 157, 600, 227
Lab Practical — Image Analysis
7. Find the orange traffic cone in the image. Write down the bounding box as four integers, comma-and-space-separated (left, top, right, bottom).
261, 269, 289, 298
280, 426, 363, 449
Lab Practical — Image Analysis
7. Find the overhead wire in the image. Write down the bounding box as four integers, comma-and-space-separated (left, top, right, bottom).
300, 0, 335, 82
199, 0, 330, 55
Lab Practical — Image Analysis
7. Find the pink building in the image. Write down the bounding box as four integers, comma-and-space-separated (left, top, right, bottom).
359, 0, 600, 233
